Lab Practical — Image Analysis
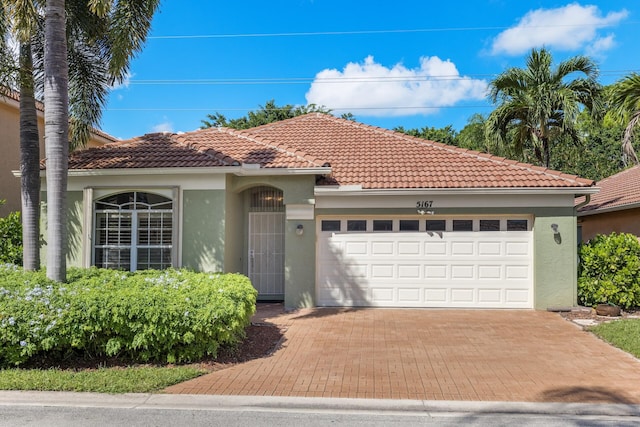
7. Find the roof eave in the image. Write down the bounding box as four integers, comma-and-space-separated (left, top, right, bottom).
315, 186, 601, 197
21, 165, 332, 178
578, 202, 640, 217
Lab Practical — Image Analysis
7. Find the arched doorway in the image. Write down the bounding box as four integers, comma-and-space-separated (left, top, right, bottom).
247, 186, 285, 299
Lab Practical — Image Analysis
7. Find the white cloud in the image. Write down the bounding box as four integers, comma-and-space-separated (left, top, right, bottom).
151, 121, 173, 133
305, 56, 487, 117
490, 3, 627, 56
110, 71, 134, 90
586, 34, 616, 57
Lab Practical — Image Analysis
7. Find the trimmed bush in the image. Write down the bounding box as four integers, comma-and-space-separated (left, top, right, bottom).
0, 266, 257, 367
578, 232, 640, 309
0, 211, 22, 266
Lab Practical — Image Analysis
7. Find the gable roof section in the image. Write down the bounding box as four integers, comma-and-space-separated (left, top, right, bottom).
66, 127, 327, 170
64, 112, 595, 190
241, 113, 594, 189
578, 165, 640, 214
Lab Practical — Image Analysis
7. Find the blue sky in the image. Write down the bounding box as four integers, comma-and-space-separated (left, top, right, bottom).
102, 1, 640, 140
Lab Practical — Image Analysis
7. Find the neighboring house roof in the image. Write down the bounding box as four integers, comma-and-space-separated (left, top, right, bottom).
63, 113, 595, 190
0, 88, 118, 144
577, 164, 640, 215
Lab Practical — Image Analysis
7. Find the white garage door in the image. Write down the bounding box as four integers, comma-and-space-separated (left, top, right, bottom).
316, 217, 533, 308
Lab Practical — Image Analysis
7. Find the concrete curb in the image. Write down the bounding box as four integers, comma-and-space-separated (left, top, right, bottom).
0, 391, 639, 417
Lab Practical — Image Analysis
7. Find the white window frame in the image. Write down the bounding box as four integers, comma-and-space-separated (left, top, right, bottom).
85, 187, 179, 271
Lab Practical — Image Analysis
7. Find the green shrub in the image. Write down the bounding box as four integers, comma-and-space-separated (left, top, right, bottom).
0, 211, 22, 266
0, 266, 257, 367
578, 232, 640, 309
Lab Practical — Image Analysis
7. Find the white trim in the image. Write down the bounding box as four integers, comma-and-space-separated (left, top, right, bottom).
286, 204, 315, 220
316, 193, 578, 209
66, 176, 226, 191
82, 188, 93, 268
17, 165, 331, 178
235, 167, 331, 176
314, 186, 599, 197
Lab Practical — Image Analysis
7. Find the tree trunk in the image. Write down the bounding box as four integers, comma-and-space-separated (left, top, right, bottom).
19, 42, 41, 271
44, 0, 69, 282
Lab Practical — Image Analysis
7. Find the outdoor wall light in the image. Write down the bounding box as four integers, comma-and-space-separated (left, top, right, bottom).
296, 224, 304, 236
551, 223, 562, 244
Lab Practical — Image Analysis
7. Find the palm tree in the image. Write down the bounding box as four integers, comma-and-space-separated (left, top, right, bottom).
43, 0, 69, 281
1, 0, 43, 271
1, 0, 159, 278
486, 48, 603, 168
609, 73, 640, 166
43, 0, 160, 281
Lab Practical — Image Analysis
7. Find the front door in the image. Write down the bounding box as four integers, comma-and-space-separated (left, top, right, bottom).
248, 212, 285, 298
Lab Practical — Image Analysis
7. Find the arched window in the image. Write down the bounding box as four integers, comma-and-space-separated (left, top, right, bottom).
94, 191, 173, 271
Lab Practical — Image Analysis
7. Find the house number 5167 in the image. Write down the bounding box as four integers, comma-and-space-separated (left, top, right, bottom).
416, 201, 433, 209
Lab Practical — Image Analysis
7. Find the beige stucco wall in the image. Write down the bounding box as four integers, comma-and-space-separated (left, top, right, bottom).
579, 208, 640, 242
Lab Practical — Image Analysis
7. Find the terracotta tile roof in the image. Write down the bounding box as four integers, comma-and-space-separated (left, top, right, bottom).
241, 113, 594, 189
65, 128, 327, 170
578, 165, 640, 213
62, 112, 594, 190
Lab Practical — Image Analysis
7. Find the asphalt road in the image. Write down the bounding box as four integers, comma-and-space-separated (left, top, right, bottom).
1, 405, 639, 427
1, 392, 639, 427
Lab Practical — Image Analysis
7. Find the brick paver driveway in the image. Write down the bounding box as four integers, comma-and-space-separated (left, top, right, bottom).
166, 306, 640, 403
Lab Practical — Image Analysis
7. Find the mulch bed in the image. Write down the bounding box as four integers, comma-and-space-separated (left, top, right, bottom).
20, 323, 285, 372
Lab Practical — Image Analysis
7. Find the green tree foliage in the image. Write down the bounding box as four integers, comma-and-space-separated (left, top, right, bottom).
578, 233, 640, 309
393, 124, 457, 146
486, 48, 603, 168
0, 203, 22, 265
201, 100, 331, 129
608, 72, 640, 165
455, 114, 492, 153
550, 110, 628, 181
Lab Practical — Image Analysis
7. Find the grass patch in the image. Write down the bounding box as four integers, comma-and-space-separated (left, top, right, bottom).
590, 319, 640, 358
0, 366, 206, 393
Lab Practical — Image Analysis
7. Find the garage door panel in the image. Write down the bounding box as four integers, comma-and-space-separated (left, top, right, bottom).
317, 223, 532, 308
398, 264, 421, 278
398, 241, 421, 255
344, 241, 368, 255
451, 265, 474, 279
451, 241, 474, 255
425, 241, 447, 255
371, 241, 394, 255
478, 265, 502, 279
478, 241, 501, 256
371, 264, 394, 278
425, 265, 448, 279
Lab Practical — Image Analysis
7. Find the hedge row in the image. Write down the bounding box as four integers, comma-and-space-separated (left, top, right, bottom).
578, 232, 640, 309
0, 266, 257, 367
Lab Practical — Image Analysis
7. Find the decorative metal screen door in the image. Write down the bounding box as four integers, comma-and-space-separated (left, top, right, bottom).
248, 212, 285, 297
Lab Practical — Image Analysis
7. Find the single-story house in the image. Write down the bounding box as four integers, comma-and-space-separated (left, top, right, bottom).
577, 164, 640, 242
41, 113, 597, 310
1, 89, 114, 216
